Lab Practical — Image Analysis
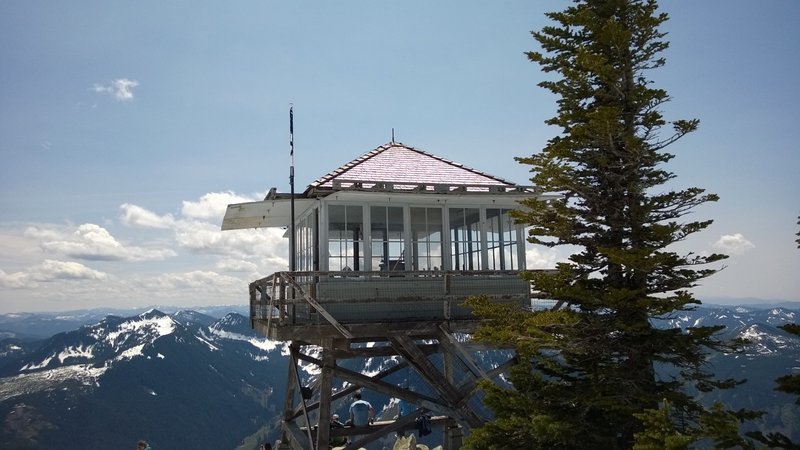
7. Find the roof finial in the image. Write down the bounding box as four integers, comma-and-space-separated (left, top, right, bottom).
391, 128, 395, 143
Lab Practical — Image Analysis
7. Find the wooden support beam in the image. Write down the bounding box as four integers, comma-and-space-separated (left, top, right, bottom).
316, 342, 334, 449
331, 364, 464, 420
332, 342, 441, 359
328, 410, 425, 439
289, 352, 410, 420
280, 344, 299, 447
436, 324, 489, 381
281, 421, 309, 450
456, 353, 517, 399
280, 272, 353, 339
389, 335, 485, 428
346, 410, 425, 449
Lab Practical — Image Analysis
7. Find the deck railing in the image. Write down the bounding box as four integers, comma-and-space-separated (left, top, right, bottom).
249, 270, 556, 334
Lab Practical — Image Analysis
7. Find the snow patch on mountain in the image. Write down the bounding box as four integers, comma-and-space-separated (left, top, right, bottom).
116, 344, 145, 361
195, 334, 220, 351
0, 343, 23, 357
58, 344, 95, 363
740, 325, 790, 356
298, 346, 323, 376
362, 357, 383, 378
208, 328, 281, 352
21, 355, 55, 371
767, 308, 796, 324
104, 315, 176, 345
1, 364, 108, 402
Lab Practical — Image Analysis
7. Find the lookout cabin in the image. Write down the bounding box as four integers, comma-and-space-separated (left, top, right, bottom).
221, 142, 556, 450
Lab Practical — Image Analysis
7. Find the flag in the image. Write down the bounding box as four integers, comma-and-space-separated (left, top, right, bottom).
289, 106, 294, 160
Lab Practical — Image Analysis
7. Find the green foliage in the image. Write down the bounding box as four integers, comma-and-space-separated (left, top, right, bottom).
632, 400, 757, 449
747, 323, 800, 448
796, 215, 799, 248
465, 1, 752, 448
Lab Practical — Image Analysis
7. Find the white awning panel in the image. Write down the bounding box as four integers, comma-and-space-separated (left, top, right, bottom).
221, 199, 315, 230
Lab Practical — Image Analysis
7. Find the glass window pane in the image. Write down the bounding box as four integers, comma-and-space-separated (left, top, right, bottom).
486, 208, 518, 270
372, 206, 405, 271
410, 207, 443, 271
449, 207, 482, 271
328, 205, 363, 271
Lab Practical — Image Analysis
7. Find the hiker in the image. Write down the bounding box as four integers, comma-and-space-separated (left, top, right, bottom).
330, 413, 347, 447
348, 391, 374, 427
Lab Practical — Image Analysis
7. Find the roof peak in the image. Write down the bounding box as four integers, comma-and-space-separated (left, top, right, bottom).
308, 142, 515, 192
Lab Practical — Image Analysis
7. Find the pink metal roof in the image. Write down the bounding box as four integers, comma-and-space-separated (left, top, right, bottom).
309, 142, 514, 190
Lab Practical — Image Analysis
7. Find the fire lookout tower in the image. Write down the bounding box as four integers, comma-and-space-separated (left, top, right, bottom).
221, 142, 556, 449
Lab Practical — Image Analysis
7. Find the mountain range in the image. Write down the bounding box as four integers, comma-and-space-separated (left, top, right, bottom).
0, 309, 287, 449
0, 305, 798, 449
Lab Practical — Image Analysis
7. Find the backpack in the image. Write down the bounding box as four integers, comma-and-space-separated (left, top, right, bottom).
415, 414, 432, 436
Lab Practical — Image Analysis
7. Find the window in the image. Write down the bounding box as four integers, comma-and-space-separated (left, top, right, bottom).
294, 212, 316, 271
486, 208, 518, 270
371, 206, 405, 271
449, 208, 482, 270
328, 205, 363, 271
410, 207, 443, 270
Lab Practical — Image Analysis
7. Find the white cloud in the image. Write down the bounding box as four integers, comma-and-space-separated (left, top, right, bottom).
0, 269, 27, 288
120, 204, 175, 229
0, 259, 108, 288
713, 233, 755, 255
181, 191, 258, 221
121, 193, 287, 263
526, 247, 559, 269
1, 191, 287, 311
175, 221, 287, 259
37, 259, 108, 281
32, 223, 175, 262
150, 270, 244, 294
216, 258, 258, 273
92, 78, 139, 102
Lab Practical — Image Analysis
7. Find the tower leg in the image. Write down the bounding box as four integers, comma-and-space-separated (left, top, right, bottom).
316, 340, 335, 449
278, 344, 298, 449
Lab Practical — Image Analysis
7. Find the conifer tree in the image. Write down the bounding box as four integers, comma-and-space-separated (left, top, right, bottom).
464, 1, 751, 448
746, 221, 800, 449
795, 214, 799, 248
744, 322, 800, 450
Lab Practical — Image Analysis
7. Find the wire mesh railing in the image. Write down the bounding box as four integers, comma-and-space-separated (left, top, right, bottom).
249, 270, 557, 331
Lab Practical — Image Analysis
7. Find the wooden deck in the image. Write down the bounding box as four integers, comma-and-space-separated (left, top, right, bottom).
249, 270, 533, 344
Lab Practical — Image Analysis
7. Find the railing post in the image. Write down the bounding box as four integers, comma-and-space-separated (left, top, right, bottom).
279, 275, 288, 322
249, 282, 256, 328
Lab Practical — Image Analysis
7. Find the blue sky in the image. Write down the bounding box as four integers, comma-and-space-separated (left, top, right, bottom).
1, 1, 798, 313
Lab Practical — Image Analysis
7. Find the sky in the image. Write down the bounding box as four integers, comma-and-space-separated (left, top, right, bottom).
0, 1, 798, 314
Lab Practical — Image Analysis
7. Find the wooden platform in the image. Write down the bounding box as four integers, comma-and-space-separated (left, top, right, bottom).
249, 270, 535, 344
256, 270, 546, 450
301, 414, 457, 448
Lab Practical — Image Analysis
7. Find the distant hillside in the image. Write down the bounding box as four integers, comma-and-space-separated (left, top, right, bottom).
0, 304, 798, 449
0, 309, 286, 449
0, 305, 248, 340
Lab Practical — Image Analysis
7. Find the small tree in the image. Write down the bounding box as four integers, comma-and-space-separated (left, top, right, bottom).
464, 1, 751, 448
796, 214, 799, 248
746, 219, 800, 449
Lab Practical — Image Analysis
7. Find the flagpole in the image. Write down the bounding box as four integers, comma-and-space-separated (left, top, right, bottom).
289, 104, 296, 272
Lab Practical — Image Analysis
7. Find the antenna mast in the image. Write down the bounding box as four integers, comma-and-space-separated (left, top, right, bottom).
289, 105, 296, 272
